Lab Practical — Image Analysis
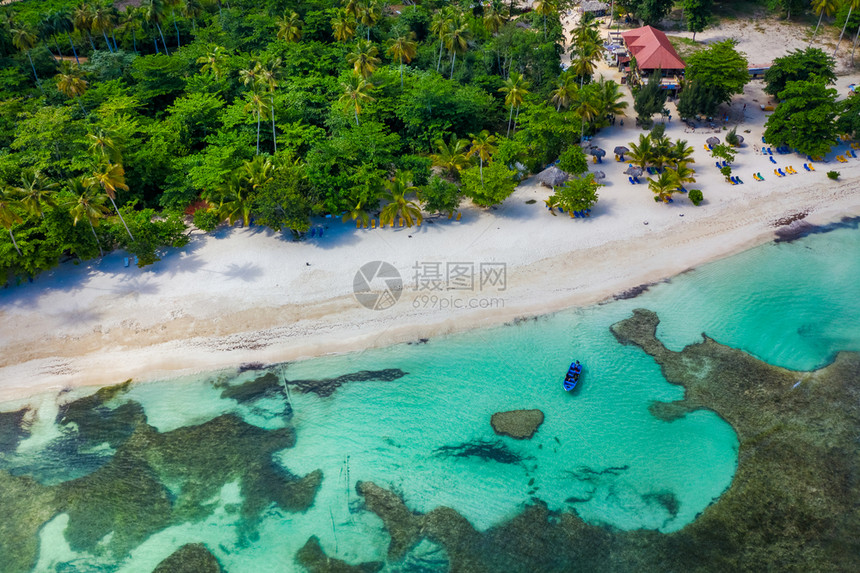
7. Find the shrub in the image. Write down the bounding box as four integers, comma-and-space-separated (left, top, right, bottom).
827, 170, 840, 180
193, 209, 221, 233
558, 145, 588, 176
688, 189, 703, 205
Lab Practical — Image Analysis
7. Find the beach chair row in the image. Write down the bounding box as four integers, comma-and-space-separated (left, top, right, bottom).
728, 176, 744, 185
628, 176, 642, 184
753, 173, 765, 181
715, 160, 730, 168
773, 165, 802, 177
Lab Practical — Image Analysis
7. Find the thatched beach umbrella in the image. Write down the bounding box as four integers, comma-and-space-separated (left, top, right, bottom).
537, 165, 569, 188
735, 135, 745, 146
589, 147, 606, 158
706, 136, 720, 146
624, 165, 643, 176
591, 170, 606, 182
614, 146, 629, 156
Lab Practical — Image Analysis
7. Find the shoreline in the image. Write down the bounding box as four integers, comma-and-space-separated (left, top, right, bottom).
1, 172, 858, 405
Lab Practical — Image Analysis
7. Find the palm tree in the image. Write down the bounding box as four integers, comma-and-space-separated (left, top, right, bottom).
669, 163, 697, 190
570, 87, 598, 143
651, 135, 673, 170
347, 39, 380, 79
811, 0, 839, 42
532, 0, 556, 40
55, 62, 88, 114
259, 58, 281, 154
669, 139, 695, 167
499, 72, 530, 136
67, 177, 109, 257
387, 33, 417, 87
380, 172, 422, 228
277, 10, 302, 42
165, 0, 182, 48
51, 9, 79, 64
13, 170, 58, 219
87, 129, 123, 163
570, 42, 601, 87
343, 199, 371, 228
197, 44, 229, 79
182, 0, 203, 31
468, 130, 498, 185
358, 0, 381, 41
595, 78, 628, 121
484, 5, 505, 35
339, 76, 375, 126
120, 6, 143, 54
91, 5, 115, 52
431, 135, 471, 178
834, 0, 860, 55
648, 170, 679, 203
444, 17, 471, 78
239, 155, 274, 192
87, 162, 134, 241
430, 8, 453, 72
331, 10, 357, 43
0, 188, 24, 257
215, 174, 253, 227
628, 134, 654, 169
73, 4, 97, 52
551, 74, 576, 111
243, 90, 268, 156
143, 0, 170, 56
11, 27, 42, 91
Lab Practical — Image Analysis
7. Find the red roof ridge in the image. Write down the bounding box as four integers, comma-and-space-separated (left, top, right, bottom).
620, 25, 685, 71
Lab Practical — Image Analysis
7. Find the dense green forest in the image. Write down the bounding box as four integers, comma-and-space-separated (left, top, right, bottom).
0, 0, 627, 279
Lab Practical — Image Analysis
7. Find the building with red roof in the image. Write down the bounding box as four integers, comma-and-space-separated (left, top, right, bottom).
619, 25, 685, 84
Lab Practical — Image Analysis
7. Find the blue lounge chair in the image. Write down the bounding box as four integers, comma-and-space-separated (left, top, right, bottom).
777, 168, 785, 176
679, 187, 688, 193
633, 176, 641, 184
770, 156, 777, 164
317, 227, 324, 237
628, 176, 635, 184
761, 136, 766, 143
309, 228, 316, 238
736, 177, 744, 184
715, 161, 721, 168
767, 148, 773, 155
124, 257, 129, 268
804, 164, 811, 171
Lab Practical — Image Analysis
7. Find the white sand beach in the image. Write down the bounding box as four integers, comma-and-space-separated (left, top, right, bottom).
1, 16, 860, 404
2, 115, 858, 404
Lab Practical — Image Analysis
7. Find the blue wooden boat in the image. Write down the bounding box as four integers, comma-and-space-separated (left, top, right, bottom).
563, 361, 583, 391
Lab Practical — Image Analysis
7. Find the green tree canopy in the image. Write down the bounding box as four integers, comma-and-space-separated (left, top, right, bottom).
460, 161, 517, 207
558, 145, 588, 176
685, 39, 748, 105
553, 174, 600, 212
764, 79, 839, 157
763, 48, 836, 97
682, 0, 712, 40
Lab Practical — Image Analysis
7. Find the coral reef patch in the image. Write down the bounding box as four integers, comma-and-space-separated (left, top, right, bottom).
295, 535, 383, 573
151, 543, 223, 573
434, 439, 530, 464
490, 409, 544, 439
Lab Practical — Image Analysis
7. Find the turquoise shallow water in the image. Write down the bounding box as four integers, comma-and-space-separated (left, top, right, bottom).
3, 221, 860, 572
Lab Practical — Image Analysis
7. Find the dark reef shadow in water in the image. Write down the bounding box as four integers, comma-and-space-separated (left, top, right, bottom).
434, 439, 531, 465
774, 215, 860, 243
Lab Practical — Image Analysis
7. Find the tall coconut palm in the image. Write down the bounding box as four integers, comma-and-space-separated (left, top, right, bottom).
468, 130, 498, 185
595, 78, 628, 121
50, 9, 79, 63
91, 5, 115, 52
430, 7, 453, 72
431, 135, 470, 179
67, 177, 109, 257
551, 74, 576, 111
143, 0, 170, 56
499, 72, 530, 136
484, 6, 505, 35
387, 33, 417, 87
182, 0, 203, 31
73, 4, 97, 52
0, 188, 24, 256
532, 0, 556, 40
240, 155, 274, 192
627, 134, 654, 169
342, 199, 370, 228
87, 129, 123, 163
87, 162, 134, 240
358, 0, 381, 41
56, 62, 88, 114
259, 58, 281, 154
165, 0, 182, 48
571, 87, 598, 143
651, 135, 673, 170
13, 170, 58, 219
243, 90, 268, 156
216, 173, 253, 226
276, 10, 302, 42
380, 172, 422, 227
648, 170, 678, 203
40, 11, 64, 61
347, 39, 380, 79
811, 0, 839, 42
120, 6, 143, 54
339, 75, 375, 126
197, 44, 229, 79
444, 17, 471, 78
834, 0, 860, 55
11, 27, 42, 91
331, 10, 357, 43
